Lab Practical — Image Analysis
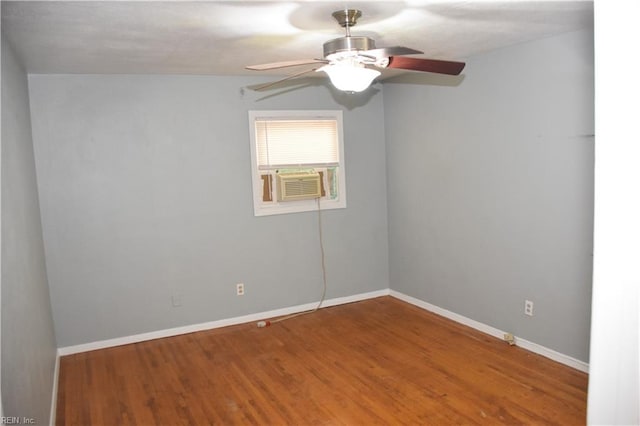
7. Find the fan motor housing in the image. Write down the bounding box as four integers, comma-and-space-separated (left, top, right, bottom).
323, 36, 376, 58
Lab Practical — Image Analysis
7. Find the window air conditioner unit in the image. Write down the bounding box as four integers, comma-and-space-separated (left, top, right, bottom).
276, 171, 322, 202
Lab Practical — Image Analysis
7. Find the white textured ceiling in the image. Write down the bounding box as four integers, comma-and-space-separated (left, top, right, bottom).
1, 1, 593, 76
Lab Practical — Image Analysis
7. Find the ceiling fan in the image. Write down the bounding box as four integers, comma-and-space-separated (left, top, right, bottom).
245, 9, 466, 93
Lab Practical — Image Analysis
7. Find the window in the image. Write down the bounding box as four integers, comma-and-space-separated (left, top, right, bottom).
248, 110, 346, 216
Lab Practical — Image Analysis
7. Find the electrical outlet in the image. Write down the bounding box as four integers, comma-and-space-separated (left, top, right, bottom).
171, 295, 182, 307
236, 283, 245, 296
524, 300, 534, 316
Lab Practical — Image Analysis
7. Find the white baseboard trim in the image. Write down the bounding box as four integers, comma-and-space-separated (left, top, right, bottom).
389, 290, 589, 373
514, 336, 589, 373
49, 352, 60, 426
58, 288, 390, 356
56, 288, 588, 374
390, 290, 506, 340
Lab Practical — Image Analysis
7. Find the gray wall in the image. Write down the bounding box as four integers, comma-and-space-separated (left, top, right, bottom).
1, 34, 57, 423
384, 29, 594, 361
28, 75, 389, 347
23, 28, 593, 364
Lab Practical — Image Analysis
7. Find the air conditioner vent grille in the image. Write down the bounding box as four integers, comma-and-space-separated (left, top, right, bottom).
276, 172, 322, 201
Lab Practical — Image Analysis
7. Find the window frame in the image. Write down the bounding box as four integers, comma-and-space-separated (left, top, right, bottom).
248, 110, 347, 217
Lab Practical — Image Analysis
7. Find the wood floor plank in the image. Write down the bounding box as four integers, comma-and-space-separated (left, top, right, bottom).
56, 296, 588, 425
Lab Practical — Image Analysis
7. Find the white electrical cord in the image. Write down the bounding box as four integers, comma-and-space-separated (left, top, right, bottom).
257, 197, 328, 327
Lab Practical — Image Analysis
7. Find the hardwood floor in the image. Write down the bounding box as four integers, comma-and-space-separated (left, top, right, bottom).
56, 297, 588, 425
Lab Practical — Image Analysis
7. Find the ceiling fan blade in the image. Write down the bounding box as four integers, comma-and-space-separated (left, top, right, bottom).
250, 67, 320, 91
386, 57, 466, 75
362, 46, 423, 58
246, 59, 327, 71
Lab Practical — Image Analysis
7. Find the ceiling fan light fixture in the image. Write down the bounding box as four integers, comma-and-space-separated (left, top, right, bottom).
318, 62, 380, 93
245, 8, 466, 92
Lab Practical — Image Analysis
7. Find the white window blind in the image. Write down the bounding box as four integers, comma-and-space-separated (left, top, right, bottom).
248, 110, 346, 216
255, 119, 339, 169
